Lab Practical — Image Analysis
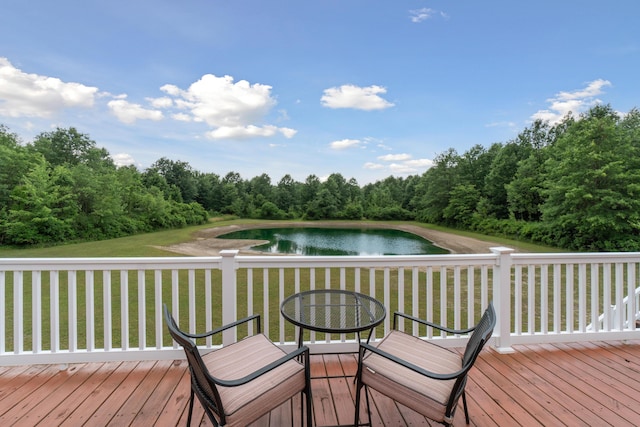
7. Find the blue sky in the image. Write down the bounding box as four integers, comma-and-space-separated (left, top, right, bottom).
1, 1, 639, 184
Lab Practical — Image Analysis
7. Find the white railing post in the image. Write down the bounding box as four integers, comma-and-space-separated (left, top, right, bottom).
220, 250, 239, 346
491, 247, 515, 354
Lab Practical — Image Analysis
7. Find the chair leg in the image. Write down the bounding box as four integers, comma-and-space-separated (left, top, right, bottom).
462, 391, 470, 424
364, 385, 372, 426
299, 392, 303, 427
187, 388, 195, 426
305, 386, 313, 426
354, 380, 362, 426
354, 381, 373, 427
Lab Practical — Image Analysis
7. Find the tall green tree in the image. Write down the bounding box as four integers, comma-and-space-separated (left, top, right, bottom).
30, 127, 112, 168
506, 120, 559, 221
4, 161, 76, 244
413, 148, 460, 224
147, 157, 198, 203
541, 105, 640, 250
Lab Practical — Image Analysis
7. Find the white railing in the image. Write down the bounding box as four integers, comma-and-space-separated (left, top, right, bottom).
1, 248, 639, 366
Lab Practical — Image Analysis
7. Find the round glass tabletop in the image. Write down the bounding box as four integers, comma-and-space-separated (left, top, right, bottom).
280, 289, 386, 334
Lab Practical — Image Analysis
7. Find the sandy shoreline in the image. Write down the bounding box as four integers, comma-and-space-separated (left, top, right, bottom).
158, 222, 508, 256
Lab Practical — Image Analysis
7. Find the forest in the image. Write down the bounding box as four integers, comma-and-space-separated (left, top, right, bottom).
1, 104, 639, 251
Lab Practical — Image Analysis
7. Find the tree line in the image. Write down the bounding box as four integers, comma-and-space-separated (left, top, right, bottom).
2, 104, 639, 251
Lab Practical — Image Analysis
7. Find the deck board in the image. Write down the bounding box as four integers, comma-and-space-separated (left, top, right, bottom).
1, 340, 639, 426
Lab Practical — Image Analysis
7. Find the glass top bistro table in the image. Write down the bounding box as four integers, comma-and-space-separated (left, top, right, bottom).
280, 289, 386, 349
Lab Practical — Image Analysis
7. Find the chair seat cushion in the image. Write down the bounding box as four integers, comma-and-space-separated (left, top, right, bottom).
202, 334, 305, 427
361, 330, 462, 422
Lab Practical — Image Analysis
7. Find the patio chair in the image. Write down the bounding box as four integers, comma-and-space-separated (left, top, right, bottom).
163, 304, 312, 427
354, 302, 496, 426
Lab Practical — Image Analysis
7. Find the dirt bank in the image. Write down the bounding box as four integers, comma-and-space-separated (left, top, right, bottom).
158, 222, 508, 256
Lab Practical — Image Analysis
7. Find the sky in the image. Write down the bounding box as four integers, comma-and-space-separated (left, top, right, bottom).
1, 1, 639, 185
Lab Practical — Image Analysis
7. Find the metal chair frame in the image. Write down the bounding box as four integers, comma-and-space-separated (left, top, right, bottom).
354, 302, 496, 426
164, 304, 313, 426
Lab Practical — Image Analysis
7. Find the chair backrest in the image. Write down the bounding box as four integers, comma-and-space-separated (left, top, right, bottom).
461, 302, 496, 368
163, 304, 225, 422
446, 302, 496, 418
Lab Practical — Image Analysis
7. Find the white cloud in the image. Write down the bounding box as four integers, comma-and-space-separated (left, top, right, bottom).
206, 124, 297, 140
378, 153, 411, 161
111, 153, 136, 167
409, 8, 435, 23
161, 74, 276, 127
280, 127, 297, 138
107, 99, 163, 124
147, 96, 173, 108
330, 139, 364, 150
321, 84, 394, 111
405, 158, 434, 168
172, 112, 192, 122
364, 162, 385, 170
372, 153, 433, 175
158, 74, 295, 140
531, 79, 612, 124
0, 57, 98, 118
409, 8, 449, 23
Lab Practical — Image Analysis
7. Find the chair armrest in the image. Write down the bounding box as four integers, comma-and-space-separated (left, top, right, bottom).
393, 312, 476, 335
212, 345, 310, 387
183, 314, 262, 340
359, 342, 469, 381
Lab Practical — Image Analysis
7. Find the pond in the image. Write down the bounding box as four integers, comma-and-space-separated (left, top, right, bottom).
217, 227, 449, 256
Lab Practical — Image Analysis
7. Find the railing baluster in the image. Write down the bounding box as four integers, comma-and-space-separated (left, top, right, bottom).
138, 270, 146, 350
615, 263, 624, 329
481, 265, 488, 311
412, 267, 419, 336
541, 265, 549, 335
310, 268, 316, 343
14, 271, 24, 354
628, 263, 637, 330
103, 270, 112, 351
32, 271, 41, 353
121, 270, 129, 351
603, 263, 612, 331
515, 265, 522, 335
527, 265, 535, 334
397, 267, 404, 331
467, 266, 474, 329
154, 269, 163, 349
69, 271, 78, 352
188, 269, 196, 334
553, 264, 561, 333
590, 263, 600, 332
86, 270, 95, 351
426, 266, 433, 338
246, 268, 254, 336
205, 269, 212, 347
51, 271, 60, 353
384, 267, 391, 334
171, 269, 179, 332
454, 266, 461, 331
439, 266, 446, 337
578, 263, 587, 332
263, 269, 269, 341
279, 268, 285, 344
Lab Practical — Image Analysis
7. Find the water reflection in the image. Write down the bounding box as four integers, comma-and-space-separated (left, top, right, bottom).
218, 227, 448, 256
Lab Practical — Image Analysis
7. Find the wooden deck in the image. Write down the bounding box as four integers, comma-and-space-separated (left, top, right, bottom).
2, 340, 640, 426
